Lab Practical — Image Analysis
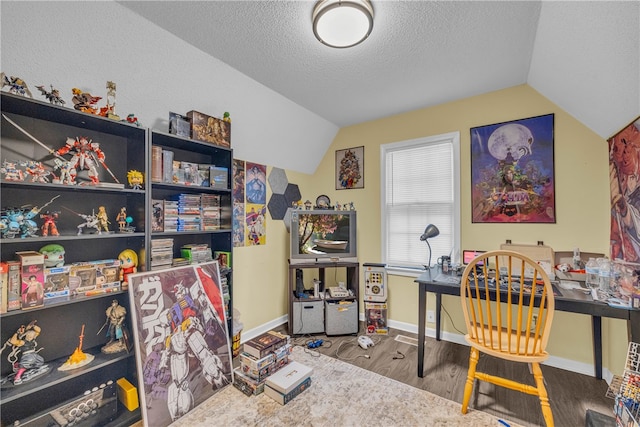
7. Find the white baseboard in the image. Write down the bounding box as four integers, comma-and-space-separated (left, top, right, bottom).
241, 315, 288, 343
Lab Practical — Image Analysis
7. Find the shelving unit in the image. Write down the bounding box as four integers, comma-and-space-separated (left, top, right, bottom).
148, 130, 234, 334
0, 92, 145, 426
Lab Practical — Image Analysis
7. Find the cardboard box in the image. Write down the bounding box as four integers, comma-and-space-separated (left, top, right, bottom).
44, 266, 70, 299
365, 302, 389, 335
0, 262, 8, 313
17, 251, 45, 309
265, 361, 313, 395
187, 110, 231, 148
6, 260, 21, 311
168, 112, 191, 138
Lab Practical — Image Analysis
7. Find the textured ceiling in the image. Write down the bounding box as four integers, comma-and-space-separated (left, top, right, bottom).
118, 0, 639, 137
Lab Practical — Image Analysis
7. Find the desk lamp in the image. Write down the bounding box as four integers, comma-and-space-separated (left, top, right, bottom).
420, 224, 440, 277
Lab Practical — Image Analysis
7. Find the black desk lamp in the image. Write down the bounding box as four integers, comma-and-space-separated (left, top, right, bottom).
420, 224, 440, 277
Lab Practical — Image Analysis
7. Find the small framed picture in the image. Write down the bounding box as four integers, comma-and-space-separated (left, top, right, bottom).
336, 146, 364, 190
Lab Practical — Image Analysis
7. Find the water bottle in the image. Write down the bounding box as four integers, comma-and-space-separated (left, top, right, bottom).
597, 258, 611, 292
585, 258, 599, 289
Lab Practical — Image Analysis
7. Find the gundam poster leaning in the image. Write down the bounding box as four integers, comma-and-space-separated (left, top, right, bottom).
127, 261, 233, 427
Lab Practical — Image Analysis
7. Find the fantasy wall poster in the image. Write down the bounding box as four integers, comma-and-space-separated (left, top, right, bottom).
127, 262, 233, 427
470, 114, 556, 223
336, 146, 364, 189
609, 116, 640, 262
232, 159, 246, 247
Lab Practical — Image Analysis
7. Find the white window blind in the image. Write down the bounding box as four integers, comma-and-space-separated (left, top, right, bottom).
381, 132, 460, 271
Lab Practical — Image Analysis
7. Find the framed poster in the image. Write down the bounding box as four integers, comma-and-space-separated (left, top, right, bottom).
470, 114, 556, 223
336, 146, 364, 189
128, 262, 233, 427
609, 116, 640, 262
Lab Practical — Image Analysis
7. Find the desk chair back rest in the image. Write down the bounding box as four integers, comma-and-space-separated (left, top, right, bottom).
459, 249, 555, 427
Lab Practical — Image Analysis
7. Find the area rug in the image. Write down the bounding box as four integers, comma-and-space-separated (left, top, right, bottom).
172, 345, 523, 427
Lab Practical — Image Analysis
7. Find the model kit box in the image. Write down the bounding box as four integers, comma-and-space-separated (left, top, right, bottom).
17, 251, 45, 309
233, 367, 266, 397
0, 262, 8, 313
168, 111, 191, 138
209, 166, 229, 189
6, 260, 21, 311
186, 110, 231, 148
365, 302, 389, 335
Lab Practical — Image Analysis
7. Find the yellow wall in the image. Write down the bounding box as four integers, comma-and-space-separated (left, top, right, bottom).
233, 84, 629, 375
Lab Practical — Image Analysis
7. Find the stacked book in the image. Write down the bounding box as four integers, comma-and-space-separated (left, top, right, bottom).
150, 238, 174, 270
264, 361, 313, 405
201, 193, 221, 231
163, 200, 179, 232
233, 330, 292, 397
180, 244, 213, 264
176, 193, 201, 232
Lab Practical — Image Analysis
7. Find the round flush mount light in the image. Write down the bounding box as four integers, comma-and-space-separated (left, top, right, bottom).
312, 0, 374, 48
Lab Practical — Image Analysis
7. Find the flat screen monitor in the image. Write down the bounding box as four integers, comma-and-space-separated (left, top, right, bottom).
289, 210, 357, 264
463, 250, 485, 265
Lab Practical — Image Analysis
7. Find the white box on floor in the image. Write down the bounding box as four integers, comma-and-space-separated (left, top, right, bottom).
292, 300, 324, 335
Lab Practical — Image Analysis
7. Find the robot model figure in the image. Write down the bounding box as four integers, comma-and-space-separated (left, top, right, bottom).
1, 73, 33, 97
96, 205, 110, 233
20, 160, 52, 183
52, 158, 74, 185
1, 195, 60, 239
127, 170, 144, 190
0, 321, 48, 385
35, 84, 65, 106
156, 281, 227, 421
71, 88, 101, 114
40, 211, 60, 237
53, 136, 106, 185
62, 206, 101, 235
99, 300, 130, 354
1, 160, 24, 181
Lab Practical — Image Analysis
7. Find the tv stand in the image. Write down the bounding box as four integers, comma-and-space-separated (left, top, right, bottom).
287, 260, 359, 335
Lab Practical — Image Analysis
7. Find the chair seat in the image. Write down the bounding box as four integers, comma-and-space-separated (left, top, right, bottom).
464, 332, 549, 363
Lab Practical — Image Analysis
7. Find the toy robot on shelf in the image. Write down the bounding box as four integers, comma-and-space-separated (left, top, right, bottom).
0, 321, 49, 385
20, 160, 52, 183
1, 160, 24, 181
53, 136, 109, 185
71, 88, 101, 114
52, 158, 73, 185
40, 210, 60, 237
35, 84, 65, 106
0, 195, 60, 239
62, 206, 101, 235
1, 72, 32, 97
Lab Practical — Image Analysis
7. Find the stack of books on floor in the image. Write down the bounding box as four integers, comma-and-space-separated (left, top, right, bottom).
233, 330, 294, 397
150, 238, 173, 270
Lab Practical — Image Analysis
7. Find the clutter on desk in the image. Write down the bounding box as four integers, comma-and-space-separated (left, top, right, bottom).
606, 342, 640, 426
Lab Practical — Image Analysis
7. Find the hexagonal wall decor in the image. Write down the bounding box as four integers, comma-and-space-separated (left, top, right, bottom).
267, 193, 289, 220
268, 167, 288, 195
283, 183, 301, 207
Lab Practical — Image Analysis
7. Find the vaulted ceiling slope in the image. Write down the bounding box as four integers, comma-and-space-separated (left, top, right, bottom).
119, 1, 638, 139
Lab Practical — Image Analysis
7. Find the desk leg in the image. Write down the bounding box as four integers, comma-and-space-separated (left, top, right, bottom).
418, 283, 426, 378
592, 316, 602, 380
435, 293, 442, 341
629, 310, 639, 344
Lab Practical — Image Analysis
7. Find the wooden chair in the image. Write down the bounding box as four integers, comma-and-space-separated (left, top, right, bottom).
459, 250, 555, 427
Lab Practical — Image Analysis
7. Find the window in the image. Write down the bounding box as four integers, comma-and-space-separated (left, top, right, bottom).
380, 132, 460, 274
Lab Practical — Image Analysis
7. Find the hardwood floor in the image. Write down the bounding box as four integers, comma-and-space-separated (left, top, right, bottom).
276, 323, 613, 427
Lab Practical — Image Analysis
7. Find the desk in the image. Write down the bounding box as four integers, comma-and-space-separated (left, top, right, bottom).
415, 269, 638, 380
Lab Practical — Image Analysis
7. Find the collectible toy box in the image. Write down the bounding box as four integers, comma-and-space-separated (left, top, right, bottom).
187, 110, 231, 148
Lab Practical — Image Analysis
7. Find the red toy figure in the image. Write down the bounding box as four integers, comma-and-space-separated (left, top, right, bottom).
118, 249, 138, 289
40, 211, 60, 237
53, 136, 105, 185
71, 88, 101, 114
21, 161, 52, 183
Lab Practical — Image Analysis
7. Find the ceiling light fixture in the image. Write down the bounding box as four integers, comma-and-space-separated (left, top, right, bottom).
312, 0, 374, 49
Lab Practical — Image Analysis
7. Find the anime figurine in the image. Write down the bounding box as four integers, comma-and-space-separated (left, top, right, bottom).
71, 88, 101, 114
40, 243, 65, 268
35, 84, 66, 106
20, 160, 52, 183
115, 207, 134, 232
62, 206, 101, 235
59, 324, 95, 371
99, 300, 130, 354
127, 170, 144, 190
223, 111, 231, 122
118, 249, 138, 288
0, 321, 49, 385
40, 211, 60, 237
53, 136, 106, 185
1, 72, 32, 97
1, 160, 24, 181
1, 195, 60, 239
96, 206, 110, 233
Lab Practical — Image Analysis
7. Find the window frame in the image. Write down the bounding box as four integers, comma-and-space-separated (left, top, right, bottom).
380, 131, 461, 277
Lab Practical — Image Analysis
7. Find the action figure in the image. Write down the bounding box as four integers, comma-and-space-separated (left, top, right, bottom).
1, 72, 32, 97
96, 205, 110, 233
123, 114, 140, 126
0, 321, 48, 385
71, 88, 101, 114
127, 170, 144, 190
0, 195, 60, 239
53, 136, 106, 185
115, 207, 128, 232
1, 160, 24, 181
99, 300, 130, 354
40, 243, 65, 268
62, 206, 101, 235
20, 160, 52, 183
118, 249, 138, 287
40, 211, 60, 237
35, 84, 66, 106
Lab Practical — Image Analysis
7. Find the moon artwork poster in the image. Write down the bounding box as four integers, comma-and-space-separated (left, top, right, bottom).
470, 114, 555, 223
